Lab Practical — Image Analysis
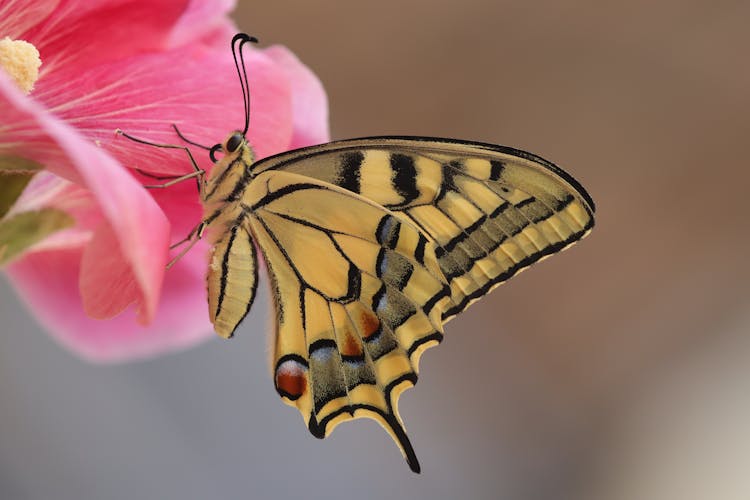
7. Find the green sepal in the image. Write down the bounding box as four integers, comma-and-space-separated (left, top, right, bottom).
0, 209, 75, 266
0, 154, 43, 173
0, 173, 36, 218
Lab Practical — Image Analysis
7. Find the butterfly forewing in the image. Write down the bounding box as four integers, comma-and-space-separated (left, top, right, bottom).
251, 137, 595, 321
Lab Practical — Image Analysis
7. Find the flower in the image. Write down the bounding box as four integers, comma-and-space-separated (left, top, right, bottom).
0, 0, 330, 361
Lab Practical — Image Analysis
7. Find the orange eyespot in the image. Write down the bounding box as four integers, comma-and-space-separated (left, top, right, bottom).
275, 358, 308, 400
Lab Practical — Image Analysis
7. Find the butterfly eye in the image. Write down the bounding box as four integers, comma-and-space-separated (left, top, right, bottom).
226, 132, 244, 153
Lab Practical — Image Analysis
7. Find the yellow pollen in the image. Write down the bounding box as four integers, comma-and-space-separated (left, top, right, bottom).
0, 37, 41, 94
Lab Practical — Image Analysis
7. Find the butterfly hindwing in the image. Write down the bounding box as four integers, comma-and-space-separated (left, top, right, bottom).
241, 170, 451, 472
252, 137, 596, 322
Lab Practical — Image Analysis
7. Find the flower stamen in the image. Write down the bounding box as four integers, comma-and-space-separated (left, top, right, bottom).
0, 37, 41, 94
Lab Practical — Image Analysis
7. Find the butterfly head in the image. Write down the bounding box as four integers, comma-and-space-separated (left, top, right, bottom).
208, 129, 255, 168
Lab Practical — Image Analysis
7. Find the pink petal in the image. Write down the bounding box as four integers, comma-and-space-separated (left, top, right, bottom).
34, 43, 294, 177
7, 246, 215, 362
168, 0, 237, 48
11, 171, 83, 215
145, 177, 204, 246
264, 44, 331, 148
23, 0, 192, 75
0, 0, 57, 38
195, 13, 239, 46
0, 72, 85, 186
79, 222, 141, 320
10, 172, 101, 252
0, 72, 170, 322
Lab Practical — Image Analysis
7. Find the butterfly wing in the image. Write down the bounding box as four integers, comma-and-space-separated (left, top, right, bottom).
242, 170, 451, 472
252, 136, 595, 321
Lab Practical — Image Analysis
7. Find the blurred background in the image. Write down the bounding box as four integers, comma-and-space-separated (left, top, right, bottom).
2, 0, 749, 498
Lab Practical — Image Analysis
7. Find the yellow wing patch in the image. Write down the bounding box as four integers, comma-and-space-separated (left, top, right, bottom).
241, 170, 450, 473
253, 137, 595, 320
199, 134, 594, 472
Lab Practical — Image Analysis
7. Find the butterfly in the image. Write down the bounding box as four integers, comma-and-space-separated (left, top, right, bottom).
123, 34, 595, 473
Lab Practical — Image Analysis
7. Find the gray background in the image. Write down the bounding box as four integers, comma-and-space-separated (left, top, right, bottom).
2, 0, 749, 498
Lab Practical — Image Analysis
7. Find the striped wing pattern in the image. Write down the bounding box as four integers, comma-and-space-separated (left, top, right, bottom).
242, 170, 451, 473
254, 137, 596, 322
202, 136, 595, 472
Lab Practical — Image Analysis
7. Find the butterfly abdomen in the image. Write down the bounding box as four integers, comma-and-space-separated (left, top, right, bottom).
203, 140, 260, 338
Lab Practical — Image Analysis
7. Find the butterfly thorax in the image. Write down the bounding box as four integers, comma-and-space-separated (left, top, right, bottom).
201, 133, 256, 244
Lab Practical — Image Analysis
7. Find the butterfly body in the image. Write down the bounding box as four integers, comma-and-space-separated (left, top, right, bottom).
201, 132, 258, 338
196, 131, 595, 473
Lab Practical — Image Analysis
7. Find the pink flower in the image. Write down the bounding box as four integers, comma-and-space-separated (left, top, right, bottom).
0, 0, 330, 361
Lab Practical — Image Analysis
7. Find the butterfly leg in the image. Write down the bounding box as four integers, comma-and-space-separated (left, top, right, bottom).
115, 129, 205, 195
133, 169, 189, 181
171, 124, 212, 151
115, 129, 211, 267
141, 171, 204, 190
166, 221, 207, 269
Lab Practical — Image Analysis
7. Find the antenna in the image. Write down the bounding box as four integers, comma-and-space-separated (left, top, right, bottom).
231, 33, 259, 136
